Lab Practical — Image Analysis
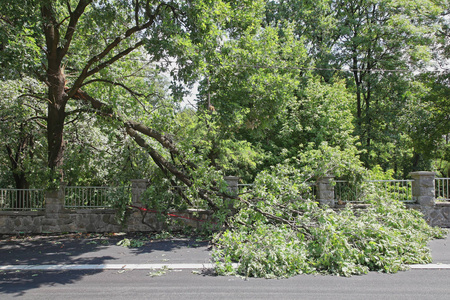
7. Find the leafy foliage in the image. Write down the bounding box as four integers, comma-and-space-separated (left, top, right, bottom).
0, 78, 47, 188
265, 0, 449, 175
213, 167, 447, 278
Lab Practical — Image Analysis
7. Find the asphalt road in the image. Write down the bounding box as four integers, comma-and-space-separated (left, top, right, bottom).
0, 233, 449, 299
1, 268, 449, 300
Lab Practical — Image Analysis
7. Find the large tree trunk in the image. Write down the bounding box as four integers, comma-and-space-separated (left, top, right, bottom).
41, 1, 70, 173
46, 66, 67, 171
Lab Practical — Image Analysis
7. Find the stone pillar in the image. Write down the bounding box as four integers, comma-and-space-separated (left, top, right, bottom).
316, 176, 335, 207
43, 184, 66, 232
129, 179, 156, 231
45, 184, 65, 215
224, 176, 239, 209
130, 179, 150, 206
224, 176, 239, 196
410, 172, 436, 206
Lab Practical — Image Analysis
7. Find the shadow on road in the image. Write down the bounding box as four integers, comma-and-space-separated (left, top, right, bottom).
0, 233, 210, 296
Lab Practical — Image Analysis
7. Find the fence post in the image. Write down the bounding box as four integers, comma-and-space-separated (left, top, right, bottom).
44, 184, 65, 215
42, 184, 65, 232
130, 179, 150, 206
317, 175, 335, 207
410, 171, 436, 206
224, 176, 239, 209
128, 179, 160, 231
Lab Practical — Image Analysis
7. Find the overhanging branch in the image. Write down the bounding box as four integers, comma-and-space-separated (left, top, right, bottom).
67, 87, 220, 210
69, 4, 165, 96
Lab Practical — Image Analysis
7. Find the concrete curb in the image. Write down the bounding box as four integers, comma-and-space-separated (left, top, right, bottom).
1, 263, 449, 271
0, 263, 239, 271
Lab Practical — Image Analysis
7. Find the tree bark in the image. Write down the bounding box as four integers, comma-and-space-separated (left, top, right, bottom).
46, 67, 67, 171
41, 1, 68, 172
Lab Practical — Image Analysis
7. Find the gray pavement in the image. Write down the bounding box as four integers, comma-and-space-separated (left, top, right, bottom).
0, 233, 212, 267
429, 235, 450, 264
0, 233, 450, 299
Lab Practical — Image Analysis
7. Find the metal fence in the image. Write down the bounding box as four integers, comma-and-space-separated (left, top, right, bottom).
2, 177, 449, 211
334, 180, 361, 203
64, 186, 129, 209
334, 180, 414, 203
0, 189, 45, 211
436, 178, 450, 202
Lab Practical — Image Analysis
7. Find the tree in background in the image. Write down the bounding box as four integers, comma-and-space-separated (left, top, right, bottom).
0, 78, 46, 189
265, 0, 448, 176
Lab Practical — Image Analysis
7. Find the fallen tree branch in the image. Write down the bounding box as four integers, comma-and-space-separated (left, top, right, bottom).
238, 197, 313, 239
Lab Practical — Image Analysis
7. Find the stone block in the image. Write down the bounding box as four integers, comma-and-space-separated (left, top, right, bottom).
419, 196, 435, 206
41, 218, 57, 226
14, 218, 22, 226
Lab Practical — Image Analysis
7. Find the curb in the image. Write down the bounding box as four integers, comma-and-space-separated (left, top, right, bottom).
1, 263, 449, 271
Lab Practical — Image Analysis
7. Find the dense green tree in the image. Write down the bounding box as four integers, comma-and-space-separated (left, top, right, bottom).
0, 1, 174, 179
0, 0, 262, 184
265, 0, 447, 175
0, 78, 47, 189
415, 71, 450, 176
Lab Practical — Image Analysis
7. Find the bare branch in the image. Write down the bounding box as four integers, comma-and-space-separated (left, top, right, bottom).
18, 93, 48, 103
125, 120, 183, 158
65, 87, 114, 115
81, 78, 157, 114
55, 15, 70, 29
66, 0, 72, 14
125, 125, 193, 185
85, 40, 145, 78
134, 0, 140, 26
25, 116, 48, 123
41, 3, 58, 57
81, 78, 145, 97
65, 107, 93, 117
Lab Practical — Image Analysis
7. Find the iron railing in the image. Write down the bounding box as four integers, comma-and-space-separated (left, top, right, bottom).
334, 180, 361, 203
435, 178, 450, 202
2, 177, 448, 211
0, 189, 45, 211
334, 180, 414, 203
64, 186, 127, 208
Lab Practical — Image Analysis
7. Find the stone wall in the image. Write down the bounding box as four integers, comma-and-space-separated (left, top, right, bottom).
0, 209, 121, 234
0, 179, 214, 234
1, 174, 449, 234
407, 202, 450, 227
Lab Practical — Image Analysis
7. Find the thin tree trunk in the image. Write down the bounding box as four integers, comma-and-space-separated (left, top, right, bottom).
5, 140, 31, 208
